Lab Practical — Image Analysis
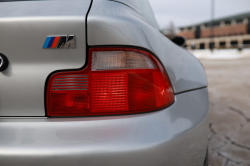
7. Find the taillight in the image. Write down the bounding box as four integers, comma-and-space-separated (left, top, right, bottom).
46, 47, 174, 116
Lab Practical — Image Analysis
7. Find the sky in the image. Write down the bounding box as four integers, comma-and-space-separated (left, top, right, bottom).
148, 0, 250, 30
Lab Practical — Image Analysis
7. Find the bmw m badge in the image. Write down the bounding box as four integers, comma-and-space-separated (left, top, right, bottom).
43, 35, 75, 48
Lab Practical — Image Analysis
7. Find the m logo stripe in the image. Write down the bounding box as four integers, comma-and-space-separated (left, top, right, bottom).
48, 37, 55, 48
43, 37, 51, 48
51, 36, 60, 48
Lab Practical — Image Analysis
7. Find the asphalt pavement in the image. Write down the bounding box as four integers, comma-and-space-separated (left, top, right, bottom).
200, 57, 250, 166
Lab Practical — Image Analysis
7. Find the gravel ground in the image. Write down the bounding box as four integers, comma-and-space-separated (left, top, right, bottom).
200, 58, 250, 166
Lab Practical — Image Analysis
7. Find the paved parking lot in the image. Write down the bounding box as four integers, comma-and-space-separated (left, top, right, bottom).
200, 58, 250, 166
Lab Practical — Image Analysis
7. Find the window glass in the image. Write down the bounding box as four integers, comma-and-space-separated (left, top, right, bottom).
138, 0, 160, 30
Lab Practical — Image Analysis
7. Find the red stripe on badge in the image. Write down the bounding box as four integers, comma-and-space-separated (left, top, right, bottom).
51, 37, 60, 48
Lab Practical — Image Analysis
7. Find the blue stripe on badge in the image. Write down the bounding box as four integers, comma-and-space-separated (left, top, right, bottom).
47, 37, 55, 48
43, 37, 51, 48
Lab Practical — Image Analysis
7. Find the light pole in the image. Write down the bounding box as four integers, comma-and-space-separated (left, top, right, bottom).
210, 0, 215, 51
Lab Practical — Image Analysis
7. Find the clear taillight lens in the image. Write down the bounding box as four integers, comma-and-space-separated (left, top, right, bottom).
46, 47, 174, 116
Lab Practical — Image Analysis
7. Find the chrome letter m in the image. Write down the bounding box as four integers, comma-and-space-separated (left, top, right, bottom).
57, 35, 75, 48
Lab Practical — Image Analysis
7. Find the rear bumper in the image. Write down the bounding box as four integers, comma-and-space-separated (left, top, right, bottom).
0, 88, 209, 166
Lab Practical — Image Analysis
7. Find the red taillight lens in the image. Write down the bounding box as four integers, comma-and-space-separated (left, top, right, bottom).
46, 47, 174, 116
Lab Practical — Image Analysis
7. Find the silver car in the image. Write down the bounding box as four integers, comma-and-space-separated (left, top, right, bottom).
0, 0, 209, 165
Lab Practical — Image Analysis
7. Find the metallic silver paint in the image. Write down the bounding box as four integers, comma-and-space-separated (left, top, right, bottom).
109, 0, 141, 13
87, 0, 207, 93
0, 88, 209, 166
0, 0, 91, 116
0, 0, 209, 165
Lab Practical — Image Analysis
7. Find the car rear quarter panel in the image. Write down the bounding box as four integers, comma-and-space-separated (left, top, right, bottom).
0, 88, 209, 166
87, 0, 207, 94
0, 1, 209, 165
0, 0, 91, 116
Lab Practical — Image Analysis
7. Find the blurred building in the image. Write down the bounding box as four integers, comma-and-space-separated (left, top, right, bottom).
178, 12, 250, 49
